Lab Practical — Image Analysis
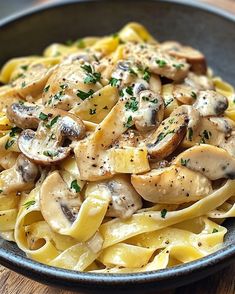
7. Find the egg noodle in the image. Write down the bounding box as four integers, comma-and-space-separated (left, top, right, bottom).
0, 23, 235, 273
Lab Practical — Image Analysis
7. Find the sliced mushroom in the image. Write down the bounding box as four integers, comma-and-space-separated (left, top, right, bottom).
134, 89, 164, 132
174, 144, 235, 180
160, 41, 207, 75
145, 114, 188, 158
7, 103, 42, 129
171, 105, 200, 131
193, 90, 228, 116
42, 61, 102, 110
131, 165, 212, 204
173, 84, 199, 105
40, 171, 82, 233
184, 72, 214, 91
123, 43, 190, 81
86, 175, 142, 219
0, 154, 39, 194
16, 106, 85, 165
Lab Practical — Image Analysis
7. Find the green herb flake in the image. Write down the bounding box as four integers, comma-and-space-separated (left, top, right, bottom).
129, 68, 137, 76
109, 77, 120, 87
39, 112, 49, 121
48, 115, 60, 128
70, 180, 81, 193
188, 127, 193, 141
77, 89, 94, 100
84, 72, 101, 84
156, 59, 167, 68
173, 63, 184, 70
5, 139, 14, 150
23, 200, 36, 210
113, 33, 119, 38
43, 150, 58, 158
0, 190, 3, 193
125, 98, 138, 112
9, 126, 22, 137
143, 68, 151, 82
161, 208, 167, 219
21, 81, 26, 88
60, 84, 68, 90
89, 108, 96, 115
156, 130, 175, 144
125, 86, 133, 96
212, 228, 219, 233
44, 85, 50, 93
142, 96, 149, 101
124, 116, 133, 128
81, 64, 93, 74
164, 98, 173, 107
20, 65, 28, 71
191, 91, 197, 99
180, 158, 190, 167
202, 129, 211, 140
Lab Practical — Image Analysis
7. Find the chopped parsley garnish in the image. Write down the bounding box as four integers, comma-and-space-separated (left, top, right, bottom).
156, 59, 167, 68
173, 63, 184, 70
156, 130, 175, 144
43, 150, 58, 158
60, 84, 68, 90
81, 64, 93, 74
39, 112, 49, 121
9, 126, 22, 137
20, 65, 28, 71
76, 39, 85, 49
212, 228, 219, 233
180, 158, 190, 167
5, 139, 14, 150
89, 108, 96, 115
164, 98, 173, 107
76, 89, 94, 100
23, 200, 36, 210
0, 190, 2, 193
202, 130, 211, 140
113, 32, 119, 38
109, 77, 121, 87
84, 72, 101, 84
143, 68, 151, 82
161, 208, 167, 218
44, 85, 50, 93
70, 180, 81, 192
21, 81, 26, 88
47, 115, 60, 128
191, 91, 197, 99
188, 127, 193, 141
142, 96, 149, 101
168, 118, 175, 124
124, 116, 133, 128
125, 86, 133, 96
125, 97, 138, 112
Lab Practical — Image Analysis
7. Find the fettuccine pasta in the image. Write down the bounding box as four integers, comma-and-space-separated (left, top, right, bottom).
0, 22, 235, 273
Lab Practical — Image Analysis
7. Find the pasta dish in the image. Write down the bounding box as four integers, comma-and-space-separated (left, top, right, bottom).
0, 23, 235, 273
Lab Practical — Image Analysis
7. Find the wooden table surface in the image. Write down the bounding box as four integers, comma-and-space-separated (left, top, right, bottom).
1, 0, 235, 293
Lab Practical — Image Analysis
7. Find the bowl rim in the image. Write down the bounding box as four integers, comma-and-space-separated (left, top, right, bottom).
0, 0, 235, 287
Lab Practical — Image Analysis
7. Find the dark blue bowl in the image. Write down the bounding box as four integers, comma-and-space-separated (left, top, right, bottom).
0, 1, 235, 293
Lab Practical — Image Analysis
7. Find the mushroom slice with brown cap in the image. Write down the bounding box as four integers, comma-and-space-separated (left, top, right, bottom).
173, 84, 199, 105
131, 165, 212, 204
134, 89, 164, 133
184, 72, 214, 91
174, 144, 235, 180
86, 175, 142, 219
171, 105, 200, 131
193, 90, 228, 116
145, 114, 188, 159
160, 41, 207, 75
123, 43, 190, 81
40, 171, 82, 233
7, 103, 42, 129
18, 108, 86, 165
0, 154, 39, 194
